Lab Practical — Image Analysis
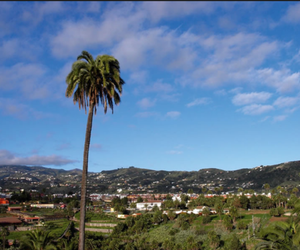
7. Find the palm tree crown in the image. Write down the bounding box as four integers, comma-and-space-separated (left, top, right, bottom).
66, 51, 125, 114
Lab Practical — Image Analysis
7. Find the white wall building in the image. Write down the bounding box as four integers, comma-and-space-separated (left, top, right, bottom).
136, 201, 162, 210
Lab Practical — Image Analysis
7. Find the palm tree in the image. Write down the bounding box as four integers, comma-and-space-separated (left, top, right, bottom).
1, 227, 9, 250
58, 238, 78, 250
255, 219, 300, 249
66, 51, 124, 250
264, 183, 270, 193
214, 201, 224, 221
20, 229, 56, 250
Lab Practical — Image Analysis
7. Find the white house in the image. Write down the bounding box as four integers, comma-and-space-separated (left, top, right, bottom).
136, 201, 162, 210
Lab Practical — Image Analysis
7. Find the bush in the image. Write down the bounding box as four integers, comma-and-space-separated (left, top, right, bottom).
202, 216, 211, 224
194, 226, 207, 236
237, 220, 248, 230
270, 207, 285, 217
169, 228, 179, 236
223, 215, 233, 231
224, 233, 245, 250
181, 221, 190, 230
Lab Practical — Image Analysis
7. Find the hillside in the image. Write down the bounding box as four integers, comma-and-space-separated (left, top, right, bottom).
0, 161, 300, 194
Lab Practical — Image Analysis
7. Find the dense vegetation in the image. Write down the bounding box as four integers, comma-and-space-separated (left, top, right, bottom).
3, 188, 300, 249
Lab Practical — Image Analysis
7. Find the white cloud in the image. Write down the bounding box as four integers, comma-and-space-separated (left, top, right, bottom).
144, 80, 174, 93
166, 111, 181, 118
22, 2, 65, 25
137, 98, 156, 109
140, 2, 217, 22
51, 3, 145, 59
256, 68, 300, 93
273, 96, 299, 108
178, 32, 279, 88
128, 71, 148, 84
282, 3, 300, 23
238, 104, 274, 115
0, 98, 54, 120
112, 27, 198, 71
0, 149, 77, 166
214, 89, 227, 96
232, 92, 272, 106
0, 63, 51, 100
186, 98, 211, 107
273, 115, 287, 122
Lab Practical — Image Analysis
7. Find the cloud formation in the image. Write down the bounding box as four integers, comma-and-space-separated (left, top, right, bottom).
137, 98, 156, 109
0, 150, 77, 166
187, 98, 211, 107
238, 104, 274, 115
232, 92, 272, 106
166, 111, 181, 118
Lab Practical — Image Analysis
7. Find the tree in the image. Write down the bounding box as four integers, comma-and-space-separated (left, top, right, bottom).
256, 219, 300, 249
263, 183, 270, 193
1, 227, 9, 250
215, 201, 224, 221
66, 51, 124, 250
188, 189, 193, 194
20, 229, 56, 250
224, 233, 245, 250
223, 215, 233, 231
58, 238, 78, 250
292, 187, 299, 197
205, 230, 220, 249
229, 206, 239, 223
167, 210, 176, 221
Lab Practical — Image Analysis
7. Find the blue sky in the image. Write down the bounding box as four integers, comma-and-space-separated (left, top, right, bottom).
0, 1, 300, 172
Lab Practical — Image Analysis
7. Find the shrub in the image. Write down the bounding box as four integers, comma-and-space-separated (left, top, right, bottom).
202, 216, 211, 224
270, 207, 285, 217
224, 233, 245, 250
169, 228, 179, 236
237, 220, 248, 230
194, 226, 206, 236
181, 221, 190, 230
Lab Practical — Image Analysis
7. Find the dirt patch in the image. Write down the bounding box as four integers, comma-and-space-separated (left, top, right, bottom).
245, 210, 270, 215
269, 216, 288, 222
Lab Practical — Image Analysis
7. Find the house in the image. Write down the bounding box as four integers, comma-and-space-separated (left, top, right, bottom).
24, 217, 40, 223
7, 207, 22, 212
0, 198, 9, 205
136, 201, 162, 210
0, 217, 22, 227
30, 204, 55, 209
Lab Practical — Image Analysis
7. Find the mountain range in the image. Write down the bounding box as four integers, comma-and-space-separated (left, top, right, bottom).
0, 160, 300, 194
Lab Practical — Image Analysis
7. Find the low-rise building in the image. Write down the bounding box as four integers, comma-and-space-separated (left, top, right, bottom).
136, 201, 162, 210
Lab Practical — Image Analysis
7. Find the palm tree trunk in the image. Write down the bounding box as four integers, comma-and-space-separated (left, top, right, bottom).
78, 104, 94, 250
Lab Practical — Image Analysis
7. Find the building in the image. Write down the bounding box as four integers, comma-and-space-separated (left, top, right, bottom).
7, 207, 22, 212
136, 201, 162, 210
30, 204, 55, 209
0, 198, 9, 205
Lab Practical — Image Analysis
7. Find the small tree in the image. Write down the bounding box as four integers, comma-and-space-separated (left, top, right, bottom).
206, 230, 220, 249
229, 206, 239, 223
168, 210, 176, 221
215, 201, 224, 221
1, 227, 9, 250
223, 215, 233, 231
224, 233, 245, 250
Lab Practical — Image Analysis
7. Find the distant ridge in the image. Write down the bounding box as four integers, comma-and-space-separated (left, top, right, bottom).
69, 168, 82, 172
1, 160, 300, 193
